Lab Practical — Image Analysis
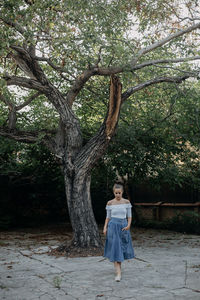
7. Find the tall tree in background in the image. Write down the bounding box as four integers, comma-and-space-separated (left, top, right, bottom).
1, 0, 200, 248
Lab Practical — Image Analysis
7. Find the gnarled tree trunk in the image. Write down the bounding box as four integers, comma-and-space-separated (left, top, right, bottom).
64, 172, 102, 248
61, 75, 122, 248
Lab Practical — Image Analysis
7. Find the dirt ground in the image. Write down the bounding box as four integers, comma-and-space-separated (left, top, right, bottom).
1, 223, 200, 257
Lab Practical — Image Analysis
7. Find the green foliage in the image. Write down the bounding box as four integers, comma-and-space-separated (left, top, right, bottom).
138, 211, 200, 234
0, 137, 22, 175
0, 214, 14, 229
53, 276, 62, 289
0, 0, 132, 71
101, 81, 200, 190
1, 0, 200, 135
0, 135, 62, 181
0, 137, 65, 228
168, 211, 200, 234
14, 143, 64, 188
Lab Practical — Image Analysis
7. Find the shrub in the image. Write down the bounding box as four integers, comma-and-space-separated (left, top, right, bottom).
167, 211, 200, 234
137, 210, 200, 234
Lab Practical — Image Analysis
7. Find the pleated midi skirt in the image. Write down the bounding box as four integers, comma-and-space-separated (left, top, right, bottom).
103, 217, 135, 262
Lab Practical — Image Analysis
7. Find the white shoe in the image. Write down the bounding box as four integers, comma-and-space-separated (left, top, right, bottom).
115, 274, 121, 282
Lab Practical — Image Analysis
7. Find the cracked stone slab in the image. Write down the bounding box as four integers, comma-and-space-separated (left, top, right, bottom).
1, 227, 200, 300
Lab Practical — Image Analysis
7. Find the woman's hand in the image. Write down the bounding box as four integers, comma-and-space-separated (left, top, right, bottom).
103, 227, 107, 235
122, 226, 130, 231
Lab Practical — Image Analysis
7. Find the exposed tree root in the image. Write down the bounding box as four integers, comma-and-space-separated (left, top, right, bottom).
49, 240, 104, 258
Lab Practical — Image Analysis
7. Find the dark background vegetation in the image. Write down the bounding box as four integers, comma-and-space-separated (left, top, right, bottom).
1, 126, 199, 231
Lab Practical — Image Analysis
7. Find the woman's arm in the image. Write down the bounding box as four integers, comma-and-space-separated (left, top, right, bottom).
122, 201, 132, 231
122, 217, 132, 231
103, 201, 111, 235
103, 217, 110, 235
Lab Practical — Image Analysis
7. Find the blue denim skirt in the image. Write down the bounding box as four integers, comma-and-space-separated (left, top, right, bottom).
103, 217, 135, 262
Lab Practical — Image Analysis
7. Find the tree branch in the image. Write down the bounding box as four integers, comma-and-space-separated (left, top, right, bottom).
150, 64, 199, 76
35, 54, 124, 98
35, 56, 64, 71
122, 75, 191, 102
61, 54, 200, 82
0, 91, 42, 129
133, 56, 200, 71
33, 54, 200, 94
0, 94, 17, 129
105, 76, 122, 139
5, 47, 73, 120
16, 92, 41, 111
0, 17, 26, 36
66, 69, 99, 107
35, 56, 75, 79
10, 45, 49, 85
0, 127, 39, 143
143, 98, 177, 135
0, 127, 57, 151
74, 76, 122, 174
0, 94, 14, 110
131, 21, 200, 64
3, 75, 49, 92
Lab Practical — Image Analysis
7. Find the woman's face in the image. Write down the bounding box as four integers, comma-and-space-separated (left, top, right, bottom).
114, 188, 123, 200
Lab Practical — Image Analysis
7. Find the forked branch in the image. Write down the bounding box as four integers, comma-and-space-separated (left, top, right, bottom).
74, 75, 122, 174
122, 74, 191, 102
105, 75, 122, 139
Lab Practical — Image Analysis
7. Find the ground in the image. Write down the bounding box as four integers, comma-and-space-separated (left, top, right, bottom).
0, 223, 200, 299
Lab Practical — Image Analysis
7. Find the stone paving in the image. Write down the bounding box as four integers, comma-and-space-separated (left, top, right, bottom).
0, 226, 200, 299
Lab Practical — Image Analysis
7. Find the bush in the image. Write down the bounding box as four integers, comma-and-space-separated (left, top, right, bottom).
167, 211, 200, 234
136, 219, 169, 230
137, 210, 200, 234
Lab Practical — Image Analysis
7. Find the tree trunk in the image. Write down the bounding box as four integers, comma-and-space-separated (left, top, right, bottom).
60, 75, 122, 249
64, 170, 103, 248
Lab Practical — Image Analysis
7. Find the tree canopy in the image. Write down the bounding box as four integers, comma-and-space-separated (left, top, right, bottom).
1, 0, 200, 132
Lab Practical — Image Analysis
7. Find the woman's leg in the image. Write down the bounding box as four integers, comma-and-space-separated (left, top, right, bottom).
114, 262, 121, 275
114, 262, 122, 281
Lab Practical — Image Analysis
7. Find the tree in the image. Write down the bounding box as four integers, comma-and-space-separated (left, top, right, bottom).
1, 0, 200, 248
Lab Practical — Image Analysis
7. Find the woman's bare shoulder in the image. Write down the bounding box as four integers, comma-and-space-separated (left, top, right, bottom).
107, 199, 115, 206
123, 199, 130, 204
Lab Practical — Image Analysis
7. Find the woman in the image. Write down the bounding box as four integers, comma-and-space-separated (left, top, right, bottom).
103, 183, 135, 281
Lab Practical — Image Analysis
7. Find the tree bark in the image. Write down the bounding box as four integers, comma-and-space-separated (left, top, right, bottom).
60, 75, 122, 249
64, 171, 103, 248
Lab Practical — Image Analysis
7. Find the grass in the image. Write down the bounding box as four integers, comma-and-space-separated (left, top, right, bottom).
53, 276, 62, 289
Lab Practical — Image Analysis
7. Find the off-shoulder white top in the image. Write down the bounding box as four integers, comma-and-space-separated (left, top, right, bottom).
106, 203, 132, 219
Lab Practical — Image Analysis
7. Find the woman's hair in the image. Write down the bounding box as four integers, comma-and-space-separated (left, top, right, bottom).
113, 182, 124, 191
